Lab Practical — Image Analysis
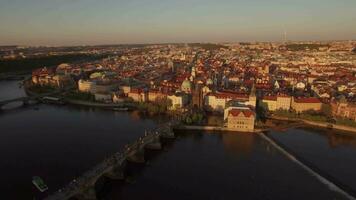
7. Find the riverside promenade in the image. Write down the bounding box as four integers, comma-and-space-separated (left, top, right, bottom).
174, 125, 266, 133
269, 116, 356, 134
65, 99, 136, 109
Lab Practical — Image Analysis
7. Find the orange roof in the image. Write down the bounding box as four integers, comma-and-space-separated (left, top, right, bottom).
130, 88, 144, 94
32, 67, 55, 76
228, 109, 255, 118
262, 96, 277, 101
294, 97, 321, 103
211, 91, 249, 100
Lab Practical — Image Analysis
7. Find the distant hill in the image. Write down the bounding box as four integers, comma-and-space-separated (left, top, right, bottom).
0, 54, 107, 74
286, 43, 330, 51
189, 43, 228, 51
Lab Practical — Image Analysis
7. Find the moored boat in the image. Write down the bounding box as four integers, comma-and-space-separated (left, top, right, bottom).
32, 176, 48, 192
113, 107, 129, 111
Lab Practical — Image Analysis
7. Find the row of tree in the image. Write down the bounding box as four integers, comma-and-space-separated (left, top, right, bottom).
137, 98, 172, 116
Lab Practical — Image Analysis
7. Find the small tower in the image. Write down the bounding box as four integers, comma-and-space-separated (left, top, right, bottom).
249, 84, 257, 108
168, 59, 174, 72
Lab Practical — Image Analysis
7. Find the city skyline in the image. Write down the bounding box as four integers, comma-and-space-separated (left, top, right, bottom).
1, 0, 356, 46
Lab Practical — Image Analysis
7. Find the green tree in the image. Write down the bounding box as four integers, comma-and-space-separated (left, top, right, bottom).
321, 104, 332, 118
185, 116, 193, 125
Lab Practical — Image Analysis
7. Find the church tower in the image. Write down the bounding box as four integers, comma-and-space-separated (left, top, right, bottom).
249, 84, 257, 108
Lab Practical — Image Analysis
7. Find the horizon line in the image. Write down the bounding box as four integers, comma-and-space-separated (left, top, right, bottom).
1, 39, 356, 48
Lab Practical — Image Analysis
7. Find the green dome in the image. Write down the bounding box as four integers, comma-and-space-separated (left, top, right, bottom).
206, 78, 213, 85
90, 72, 103, 79
181, 79, 192, 92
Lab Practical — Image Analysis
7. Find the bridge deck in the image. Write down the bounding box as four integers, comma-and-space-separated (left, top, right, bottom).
0, 88, 70, 106
45, 123, 175, 200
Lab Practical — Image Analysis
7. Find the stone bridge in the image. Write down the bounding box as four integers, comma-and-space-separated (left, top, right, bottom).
0, 86, 73, 110
45, 122, 176, 200
0, 97, 32, 110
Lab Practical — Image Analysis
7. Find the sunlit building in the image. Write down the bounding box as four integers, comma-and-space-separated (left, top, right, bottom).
291, 97, 322, 113
224, 106, 255, 132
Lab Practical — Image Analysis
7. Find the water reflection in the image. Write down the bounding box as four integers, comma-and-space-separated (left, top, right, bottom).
0, 80, 26, 101
0, 80, 355, 199
222, 132, 255, 155
105, 131, 347, 200
298, 126, 356, 149
0, 104, 158, 199
327, 133, 356, 148
269, 128, 356, 196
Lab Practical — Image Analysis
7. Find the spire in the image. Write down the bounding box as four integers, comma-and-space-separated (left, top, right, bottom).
250, 83, 256, 97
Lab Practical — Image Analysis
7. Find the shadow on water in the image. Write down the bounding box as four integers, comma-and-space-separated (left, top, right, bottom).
268, 126, 356, 199
96, 138, 177, 200
297, 126, 356, 149
267, 131, 356, 198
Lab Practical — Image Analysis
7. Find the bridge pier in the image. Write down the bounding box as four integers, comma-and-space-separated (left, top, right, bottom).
22, 99, 29, 106
127, 148, 145, 163
145, 136, 162, 150
106, 161, 127, 180
77, 186, 97, 200
161, 128, 175, 139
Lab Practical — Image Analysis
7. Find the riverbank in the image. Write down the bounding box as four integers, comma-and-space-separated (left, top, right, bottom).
0, 72, 29, 81
174, 125, 266, 133
269, 116, 356, 134
65, 99, 135, 109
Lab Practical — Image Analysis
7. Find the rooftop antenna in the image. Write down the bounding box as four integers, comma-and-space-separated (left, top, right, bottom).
284, 30, 287, 44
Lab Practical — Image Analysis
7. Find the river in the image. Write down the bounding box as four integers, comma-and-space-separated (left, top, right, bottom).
1, 80, 356, 200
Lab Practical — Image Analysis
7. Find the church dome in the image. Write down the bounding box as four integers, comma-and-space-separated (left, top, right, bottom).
181, 79, 192, 93
206, 78, 213, 85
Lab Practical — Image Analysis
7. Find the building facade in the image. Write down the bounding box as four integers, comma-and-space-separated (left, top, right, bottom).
260, 94, 292, 112
224, 106, 255, 132
168, 93, 188, 110
291, 97, 322, 113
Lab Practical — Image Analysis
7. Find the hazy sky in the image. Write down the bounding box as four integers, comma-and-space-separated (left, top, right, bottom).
0, 0, 356, 46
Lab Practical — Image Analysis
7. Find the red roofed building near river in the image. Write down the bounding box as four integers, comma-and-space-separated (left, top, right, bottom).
224, 106, 256, 132
291, 97, 322, 113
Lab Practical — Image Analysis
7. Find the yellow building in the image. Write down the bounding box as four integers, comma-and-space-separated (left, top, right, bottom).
205, 91, 255, 113
291, 97, 322, 113
148, 90, 167, 102
167, 93, 188, 110
78, 79, 96, 93
277, 95, 292, 110
260, 96, 277, 111
260, 94, 291, 112
224, 106, 255, 132
128, 89, 147, 102
331, 97, 356, 121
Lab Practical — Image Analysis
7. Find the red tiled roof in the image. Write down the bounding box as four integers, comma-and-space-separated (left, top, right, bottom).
212, 92, 249, 100
228, 109, 255, 118
130, 88, 144, 94
277, 93, 291, 98
262, 96, 277, 101
32, 67, 55, 76
294, 97, 321, 103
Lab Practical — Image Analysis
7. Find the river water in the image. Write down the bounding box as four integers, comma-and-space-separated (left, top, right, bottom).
1, 80, 356, 200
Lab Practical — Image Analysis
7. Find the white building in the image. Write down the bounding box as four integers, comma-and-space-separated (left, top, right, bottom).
167, 93, 188, 110
78, 79, 96, 93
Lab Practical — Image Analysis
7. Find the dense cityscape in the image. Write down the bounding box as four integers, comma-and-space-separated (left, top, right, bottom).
7, 41, 356, 132
1, 0, 356, 200
1, 41, 356, 200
